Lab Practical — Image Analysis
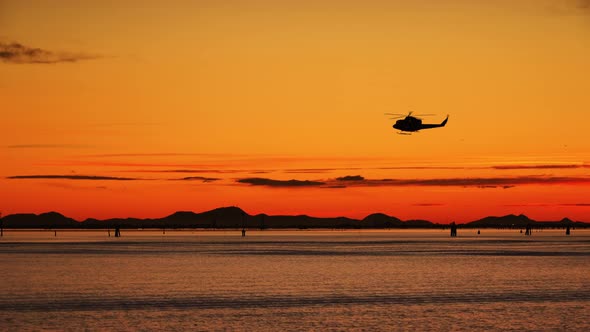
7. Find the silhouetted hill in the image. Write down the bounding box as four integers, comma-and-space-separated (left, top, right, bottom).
0, 207, 588, 229
465, 214, 588, 228
82, 217, 154, 229
361, 213, 403, 228
468, 214, 534, 228
261, 215, 356, 229
1, 212, 79, 228
192, 206, 248, 228
405, 219, 436, 228
79, 207, 249, 229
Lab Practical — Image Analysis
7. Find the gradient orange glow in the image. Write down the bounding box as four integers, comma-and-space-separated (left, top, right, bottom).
1, 1, 590, 222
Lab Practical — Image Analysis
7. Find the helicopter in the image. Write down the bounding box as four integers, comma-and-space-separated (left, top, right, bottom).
385, 112, 449, 134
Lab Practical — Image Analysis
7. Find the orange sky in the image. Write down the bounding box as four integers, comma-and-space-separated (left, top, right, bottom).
1, 0, 590, 222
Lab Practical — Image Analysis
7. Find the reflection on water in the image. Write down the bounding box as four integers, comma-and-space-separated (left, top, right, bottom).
1, 230, 589, 331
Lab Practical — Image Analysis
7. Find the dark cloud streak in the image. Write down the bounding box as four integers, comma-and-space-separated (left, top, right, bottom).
237, 178, 325, 187
6, 144, 92, 149
358, 176, 590, 187
492, 164, 588, 170
0, 42, 100, 64
171, 176, 220, 182
236, 175, 590, 189
336, 175, 365, 181
126, 169, 241, 174
505, 203, 590, 207
7, 175, 137, 181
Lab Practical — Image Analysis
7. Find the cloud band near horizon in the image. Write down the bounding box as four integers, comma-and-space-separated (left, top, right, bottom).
7, 175, 137, 181
0, 42, 100, 64
237, 178, 325, 187
235, 175, 590, 188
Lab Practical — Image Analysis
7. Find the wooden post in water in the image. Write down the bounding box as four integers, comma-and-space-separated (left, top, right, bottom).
241, 211, 246, 237
450, 222, 457, 237
0, 212, 3, 237
260, 215, 265, 230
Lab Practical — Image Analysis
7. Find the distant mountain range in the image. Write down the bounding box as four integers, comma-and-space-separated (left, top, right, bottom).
0, 207, 587, 229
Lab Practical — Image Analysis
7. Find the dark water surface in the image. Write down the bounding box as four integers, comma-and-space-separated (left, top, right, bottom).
1, 229, 589, 331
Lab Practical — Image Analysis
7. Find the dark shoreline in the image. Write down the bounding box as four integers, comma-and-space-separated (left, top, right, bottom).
1, 206, 588, 230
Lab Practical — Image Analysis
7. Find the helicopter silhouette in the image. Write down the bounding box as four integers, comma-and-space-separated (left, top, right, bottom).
386, 112, 449, 134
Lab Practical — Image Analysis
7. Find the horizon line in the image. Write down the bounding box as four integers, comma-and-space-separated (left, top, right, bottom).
1, 206, 587, 224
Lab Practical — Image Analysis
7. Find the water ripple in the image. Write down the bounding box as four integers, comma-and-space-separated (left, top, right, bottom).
1, 290, 589, 312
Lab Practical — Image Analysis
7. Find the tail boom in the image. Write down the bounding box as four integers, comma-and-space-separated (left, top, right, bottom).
418, 115, 449, 130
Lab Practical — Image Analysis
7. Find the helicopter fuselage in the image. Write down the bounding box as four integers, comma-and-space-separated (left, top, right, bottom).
393, 115, 448, 132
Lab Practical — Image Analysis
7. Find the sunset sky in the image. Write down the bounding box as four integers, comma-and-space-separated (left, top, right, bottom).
1, 0, 590, 222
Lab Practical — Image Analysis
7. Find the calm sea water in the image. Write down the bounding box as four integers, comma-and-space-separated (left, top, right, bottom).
1, 229, 589, 331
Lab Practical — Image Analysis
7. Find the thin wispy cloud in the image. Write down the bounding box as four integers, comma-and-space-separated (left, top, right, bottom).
283, 169, 335, 174
504, 203, 552, 207
41, 182, 110, 191
478, 185, 515, 189
235, 175, 590, 189
237, 178, 325, 187
6, 144, 92, 149
124, 167, 351, 175
505, 203, 590, 207
38, 151, 589, 183
0, 42, 101, 64
123, 169, 242, 174
284, 167, 362, 174
7, 175, 137, 181
343, 176, 590, 187
542, 0, 590, 17
379, 164, 589, 171
48, 161, 232, 168
72, 154, 392, 165
492, 164, 588, 170
171, 176, 220, 182
336, 175, 365, 181
85, 122, 161, 129
81, 153, 221, 158
377, 166, 475, 170
41, 160, 590, 174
